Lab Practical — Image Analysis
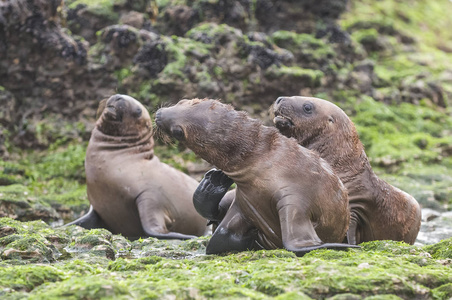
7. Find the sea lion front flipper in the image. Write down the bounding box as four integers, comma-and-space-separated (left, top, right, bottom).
193, 168, 235, 221
206, 201, 258, 255
278, 201, 359, 257
64, 205, 107, 229
136, 194, 197, 240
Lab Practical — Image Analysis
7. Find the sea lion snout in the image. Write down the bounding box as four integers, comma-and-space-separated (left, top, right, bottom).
273, 97, 294, 129
155, 108, 185, 140
106, 94, 143, 119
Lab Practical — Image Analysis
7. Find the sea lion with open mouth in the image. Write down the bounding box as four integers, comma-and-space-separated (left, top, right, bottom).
155, 98, 358, 256
272, 96, 421, 245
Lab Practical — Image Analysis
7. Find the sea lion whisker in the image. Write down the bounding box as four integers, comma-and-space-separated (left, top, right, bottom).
154, 125, 175, 145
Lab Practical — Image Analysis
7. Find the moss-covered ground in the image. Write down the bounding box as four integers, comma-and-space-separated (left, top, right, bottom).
0, 218, 451, 299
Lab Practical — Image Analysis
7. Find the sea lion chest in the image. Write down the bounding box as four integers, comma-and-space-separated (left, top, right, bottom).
234, 174, 285, 249
85, 143, 158, 235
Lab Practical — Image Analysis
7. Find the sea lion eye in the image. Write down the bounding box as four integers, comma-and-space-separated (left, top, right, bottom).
303, 103, 313, 114
171, 126, 185, 140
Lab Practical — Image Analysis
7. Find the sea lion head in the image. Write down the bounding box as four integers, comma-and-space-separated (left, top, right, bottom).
96, 94, 152, 137
155, 98, 259, 170
272, 96, 362, 162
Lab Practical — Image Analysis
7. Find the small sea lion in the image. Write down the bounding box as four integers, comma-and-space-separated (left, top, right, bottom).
272, 96, 421, 244
65, 94, 207, 239
155, 98, 357, 256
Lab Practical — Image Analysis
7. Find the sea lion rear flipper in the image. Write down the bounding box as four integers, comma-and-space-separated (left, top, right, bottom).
136, 194, 197, 240
193, 168, 235, 221
206, 201, 258, 255
278, 202, 359, 257
63, 206, 107, 229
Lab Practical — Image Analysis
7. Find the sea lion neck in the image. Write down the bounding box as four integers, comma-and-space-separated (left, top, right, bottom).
221, 125, 280, 178
201, 117, 263, 173
91, 126, 155, 159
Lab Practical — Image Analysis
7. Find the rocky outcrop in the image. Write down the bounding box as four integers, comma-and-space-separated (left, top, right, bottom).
0, 0, 359, 151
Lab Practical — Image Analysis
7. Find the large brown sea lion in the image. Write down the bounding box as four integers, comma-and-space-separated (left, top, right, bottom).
272, 96, 421, 244
65, 94, 207, 239
155, 98, 358, 256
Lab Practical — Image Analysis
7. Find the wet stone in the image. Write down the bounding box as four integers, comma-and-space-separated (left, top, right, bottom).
0, 235, 60, 263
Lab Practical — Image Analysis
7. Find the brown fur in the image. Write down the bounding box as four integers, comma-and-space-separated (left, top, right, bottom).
156, 98, 351, 252
273, 96, 421, 244
83, 94, 207, 239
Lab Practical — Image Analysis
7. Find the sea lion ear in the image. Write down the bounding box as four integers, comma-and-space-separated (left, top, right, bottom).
328, 116, 335, 124
96, 98, 108, 119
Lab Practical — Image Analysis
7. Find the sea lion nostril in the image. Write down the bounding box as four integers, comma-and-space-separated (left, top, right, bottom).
276, 97, 284, 105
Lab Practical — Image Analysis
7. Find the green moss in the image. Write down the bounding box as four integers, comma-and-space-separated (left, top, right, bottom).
342, 0, 452, 79
30, 275, 132, 299
0, 264, 65, 292
424, 238, 452, 259
186, 22, 243, 43
270, 31, 336, 68
66, 0, 120, 21
1, 219, 452, 299
1, 142, 89, 212
351, 28, 379, 45
271, 31, 331, 54
265, 65, 324, 87
1, 235, 58, 263
159, 35, 211, 80
432, 283, 452, 300
108, 256, 162, 271
349, 96, 452, 166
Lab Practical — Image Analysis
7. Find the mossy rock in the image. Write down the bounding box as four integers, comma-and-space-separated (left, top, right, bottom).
0, 264, 65, 293
424, 237, 452, 259
431, 283, 452, 300
0, 235, 60, 263
0, 186, 60, 222
67, 228, 113, 253
66, 0, 121, 21
265, 65, 324, 88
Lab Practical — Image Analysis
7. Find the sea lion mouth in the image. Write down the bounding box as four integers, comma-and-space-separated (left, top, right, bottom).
104, 105, 121, 121
273, 111, 293, 129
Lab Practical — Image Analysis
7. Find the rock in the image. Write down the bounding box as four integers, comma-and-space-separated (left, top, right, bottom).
66, 0, 120, 43
119, 11, 146, 29
0, 185, 60, 222
1, 235, 60, 263
422, 208, 441, 222
132, 40, 168, 77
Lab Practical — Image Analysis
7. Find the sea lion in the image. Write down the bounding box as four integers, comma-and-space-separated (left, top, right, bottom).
65, 94, 207, 239
155, 98, 357, 256
272, 96, 421, 244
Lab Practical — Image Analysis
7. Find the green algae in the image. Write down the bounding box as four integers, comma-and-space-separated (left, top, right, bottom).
0, 142, 89, 218
342, 0, 452, 84
1, 218, 452, 299
270, 30, 335, 66
0, 264, 65, 294
424, 238, 452, 259
66, 0, 120, 21
265, 65, 324, 88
